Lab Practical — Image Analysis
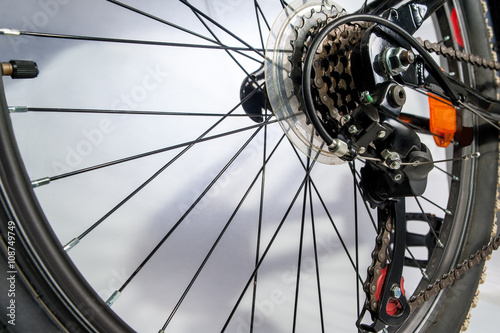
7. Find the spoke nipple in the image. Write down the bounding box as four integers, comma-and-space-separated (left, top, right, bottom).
63, 238, 80, 252
437, 239, 444, 248
8, 106, 28, 113
31, 177, 51, 188
444, 209, 453, 216
106, 290, 121, 307
423, 271, 430, 281
0, 28, 21, 36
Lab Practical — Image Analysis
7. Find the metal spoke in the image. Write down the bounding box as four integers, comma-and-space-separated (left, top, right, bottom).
349, 165, 377, 230
292, 155, 310, 333
308, 179, 325, 333
36, 118, 277, 188
352, 161, 361, 316
62, 106, 271, 251
106, 0, 219, 46
11, 106, 250, 117
414, 197, 444, 247
178, 0, 265, 58
5, 29, 261, 52
31, 84, 272, 186
434, 165, 459, 181
254, 0, 271, 52
221, 159, 317, 332
288, 142, 363, 284
105, 0, 260, 62
158, 134, 286, 331
107, 117, 273, 307
406, 246, 430, 281
250, 109, 269, 332
188, 6, 259, 84
420, 195, 452, 216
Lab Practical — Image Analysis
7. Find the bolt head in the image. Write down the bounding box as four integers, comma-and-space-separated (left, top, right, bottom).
389, 84, 407, 107
348, 125, 359, 134
383, 47, 412, 76
377, 130, 387, 139
400, 49, 415, 66
360, 90, 373, 104
390, 161, 401, 170
391, 285, 402, 299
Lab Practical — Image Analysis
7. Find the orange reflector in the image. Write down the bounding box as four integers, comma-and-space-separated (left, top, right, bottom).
428, 94, 456, 147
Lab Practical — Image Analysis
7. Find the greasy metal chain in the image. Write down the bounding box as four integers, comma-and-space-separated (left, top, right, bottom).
408, 236, 500, 311
415, 36, 500, 71
405, 36, 500, 312
294, 8, 500, 324
362, 212, 500, 323
361, 35, 500, 324
363, 213, 392, 315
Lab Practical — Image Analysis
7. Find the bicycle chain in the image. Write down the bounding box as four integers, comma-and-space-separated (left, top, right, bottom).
290, 7, 500, 326
416, 36, 500, 71
361, 35, 500, 324
408, 236, 500, 311
363, 211, 392, 315
406, 36, 500, 312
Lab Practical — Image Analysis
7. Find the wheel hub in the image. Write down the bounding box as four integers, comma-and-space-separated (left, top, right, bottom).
264, 1, 435, 205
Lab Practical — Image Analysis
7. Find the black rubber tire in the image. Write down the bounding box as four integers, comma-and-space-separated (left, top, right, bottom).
405, 1, 500, 331
0, 73, 134, 332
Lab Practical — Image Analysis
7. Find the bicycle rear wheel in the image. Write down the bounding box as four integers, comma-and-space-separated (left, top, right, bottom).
0, 1, 498, 332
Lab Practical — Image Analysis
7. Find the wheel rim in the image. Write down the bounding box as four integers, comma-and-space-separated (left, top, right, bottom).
0, 1, 492, 332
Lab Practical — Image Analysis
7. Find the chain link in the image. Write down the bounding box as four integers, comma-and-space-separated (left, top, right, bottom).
362, 35, 500, 322
416, 36, 500, 71
291, 7, 500, 325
